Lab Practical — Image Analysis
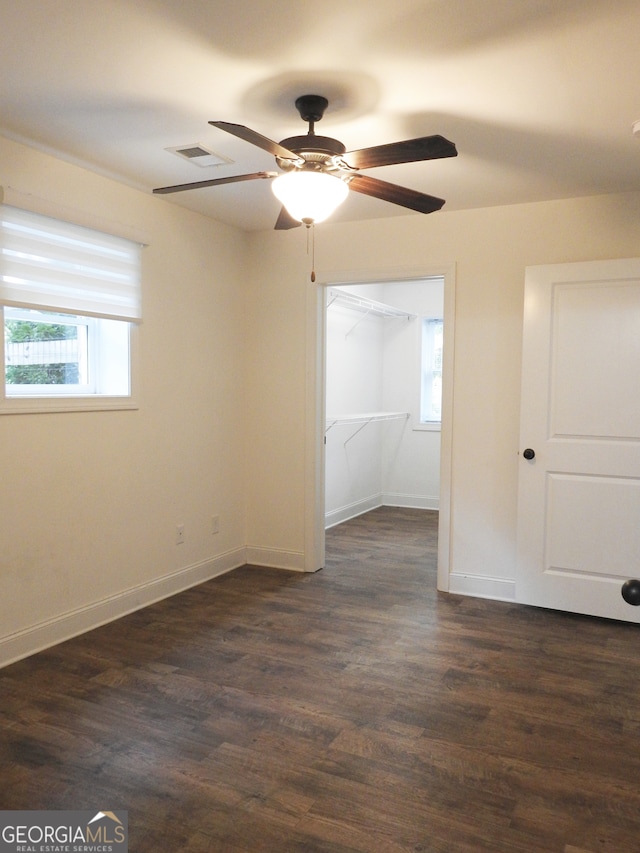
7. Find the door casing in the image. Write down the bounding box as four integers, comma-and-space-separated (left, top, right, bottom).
304, 264, 456, 589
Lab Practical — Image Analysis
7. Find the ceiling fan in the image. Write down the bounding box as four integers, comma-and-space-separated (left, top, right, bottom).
153, 94, 457, 229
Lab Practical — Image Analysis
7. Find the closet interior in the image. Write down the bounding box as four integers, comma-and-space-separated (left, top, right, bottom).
324, 278, 444, 528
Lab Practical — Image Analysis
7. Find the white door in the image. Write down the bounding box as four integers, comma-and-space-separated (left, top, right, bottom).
516, 258, 640, 623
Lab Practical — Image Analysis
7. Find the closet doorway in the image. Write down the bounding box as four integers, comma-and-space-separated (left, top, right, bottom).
320, 273, 454, 586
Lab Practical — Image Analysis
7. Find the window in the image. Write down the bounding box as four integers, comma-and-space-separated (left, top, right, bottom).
420, 317, 443, 426
5, 307, 130, 397
0, 204, 141, 413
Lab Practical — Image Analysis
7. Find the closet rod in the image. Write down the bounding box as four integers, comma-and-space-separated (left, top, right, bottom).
327, 289, 417, 321
325, 412, 410, 444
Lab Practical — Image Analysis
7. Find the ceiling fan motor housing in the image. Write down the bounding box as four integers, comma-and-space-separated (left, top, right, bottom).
274, 94, 348, 172
276, 134, 346, 171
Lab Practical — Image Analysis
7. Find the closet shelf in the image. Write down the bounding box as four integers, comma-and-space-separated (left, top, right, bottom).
327, 289, 417, 321
325, 412, 410, 443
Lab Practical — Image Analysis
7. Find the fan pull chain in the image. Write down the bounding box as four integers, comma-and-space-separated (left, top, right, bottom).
305, 221, 316, 282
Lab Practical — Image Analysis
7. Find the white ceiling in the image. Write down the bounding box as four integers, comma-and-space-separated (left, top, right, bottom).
2, 0, 640, 231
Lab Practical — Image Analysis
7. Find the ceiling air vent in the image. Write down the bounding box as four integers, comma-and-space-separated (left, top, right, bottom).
165, 144, 233, 168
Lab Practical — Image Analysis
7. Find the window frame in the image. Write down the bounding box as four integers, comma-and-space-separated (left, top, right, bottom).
414, 315, 444, 432
1, 306, 139, 414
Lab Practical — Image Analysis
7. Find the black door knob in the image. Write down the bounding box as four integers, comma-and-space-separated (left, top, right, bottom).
523, 448, 535, 460
621, 579, 640, 606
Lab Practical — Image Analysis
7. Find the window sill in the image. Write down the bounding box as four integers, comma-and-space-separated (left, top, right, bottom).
0, 396, 139, 415
413, 421, 441, 432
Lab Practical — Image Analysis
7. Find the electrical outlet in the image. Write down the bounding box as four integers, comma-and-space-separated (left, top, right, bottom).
176, 524, 185, 545
211, 515, 219, 535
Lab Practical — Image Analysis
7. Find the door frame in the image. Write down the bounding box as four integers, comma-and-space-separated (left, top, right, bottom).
304, 263, 456, 590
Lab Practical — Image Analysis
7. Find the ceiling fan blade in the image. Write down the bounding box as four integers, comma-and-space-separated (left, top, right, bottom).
348, 174, 445, 214
274, 206, 302, 230
343, 135, 457, 170
210, 121, 303, 164
153, 171, 278, 195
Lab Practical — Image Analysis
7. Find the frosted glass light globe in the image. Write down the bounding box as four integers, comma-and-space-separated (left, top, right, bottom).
272, 171, 349, 224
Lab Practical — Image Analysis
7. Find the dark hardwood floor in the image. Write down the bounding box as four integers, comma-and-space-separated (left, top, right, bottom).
1, 507, 640, 852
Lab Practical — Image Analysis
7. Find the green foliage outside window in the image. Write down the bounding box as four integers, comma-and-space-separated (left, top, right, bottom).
5, 319, 76, 342
5, 319, 79, 385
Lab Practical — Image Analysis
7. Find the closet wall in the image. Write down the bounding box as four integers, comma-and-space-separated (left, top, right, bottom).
325, 278, 443, 527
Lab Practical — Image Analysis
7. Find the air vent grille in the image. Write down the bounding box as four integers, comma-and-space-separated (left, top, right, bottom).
165, 144, 233, 168
179, 145, 213, 159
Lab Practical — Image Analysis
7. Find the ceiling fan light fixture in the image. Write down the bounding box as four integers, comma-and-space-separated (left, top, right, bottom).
272, 170, 349, 224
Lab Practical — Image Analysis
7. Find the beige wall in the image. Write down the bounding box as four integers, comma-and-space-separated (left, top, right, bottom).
246, 193, 640, 594
242, 229, 311, 568
0, 136, 249, 664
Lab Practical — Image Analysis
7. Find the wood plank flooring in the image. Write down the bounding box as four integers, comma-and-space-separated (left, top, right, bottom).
1, 507, 640, 852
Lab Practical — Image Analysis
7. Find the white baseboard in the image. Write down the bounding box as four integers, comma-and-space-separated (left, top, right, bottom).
382, 492, 440, 511
325, 493, 438, 528
446, 573, 516, 602
325, 494, 383, 529
0, 548, 246, 669
245, 546, 306, 572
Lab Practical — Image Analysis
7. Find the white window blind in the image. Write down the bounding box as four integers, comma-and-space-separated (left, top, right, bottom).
0, 204, 141, 322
